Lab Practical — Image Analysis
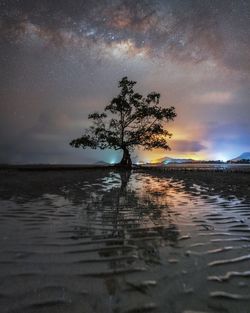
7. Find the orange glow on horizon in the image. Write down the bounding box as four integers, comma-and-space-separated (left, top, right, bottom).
137, 150, 209, 163
136, 124, 208, 163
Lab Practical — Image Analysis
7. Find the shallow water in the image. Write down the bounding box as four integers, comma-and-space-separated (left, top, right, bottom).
0, 170, 250, 313
146, 163, 250, 172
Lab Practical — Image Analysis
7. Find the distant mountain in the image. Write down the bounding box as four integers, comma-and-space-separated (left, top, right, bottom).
95, 161, 110, 165
151, 156, 194, 164
230, 152, 250, 162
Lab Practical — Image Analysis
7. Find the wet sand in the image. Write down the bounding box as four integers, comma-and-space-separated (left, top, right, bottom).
0, 168, 250, 313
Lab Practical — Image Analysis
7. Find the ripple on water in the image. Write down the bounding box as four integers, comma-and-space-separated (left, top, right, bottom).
208, 271, 250, 282
0, 169, 249, 313
208, 254, 250, 267
210, 291, 250, 300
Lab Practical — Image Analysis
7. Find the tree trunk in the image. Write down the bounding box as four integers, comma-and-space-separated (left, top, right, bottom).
119, 147, 132, 167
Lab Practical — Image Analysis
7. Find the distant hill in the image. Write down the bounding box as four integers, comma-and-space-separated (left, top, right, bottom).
95, 161, 110, 165
151, 156, 194, 164
230, 152, 250, 162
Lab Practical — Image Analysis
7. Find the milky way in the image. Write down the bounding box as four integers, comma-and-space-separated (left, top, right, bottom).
1, 0, 250, 163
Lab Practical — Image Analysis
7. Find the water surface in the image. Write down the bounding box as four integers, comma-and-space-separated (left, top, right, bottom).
0, 169, 250, 313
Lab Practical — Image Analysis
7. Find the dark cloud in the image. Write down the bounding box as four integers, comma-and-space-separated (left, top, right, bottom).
171, 140, 206, 153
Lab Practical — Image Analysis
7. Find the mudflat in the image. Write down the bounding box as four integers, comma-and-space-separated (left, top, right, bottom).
0, 168, 250, 313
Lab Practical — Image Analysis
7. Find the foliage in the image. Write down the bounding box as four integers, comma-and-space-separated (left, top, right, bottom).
70, 77, 176, 165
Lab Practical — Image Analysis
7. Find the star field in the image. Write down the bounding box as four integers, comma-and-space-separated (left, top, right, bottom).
0, 0, 250, 163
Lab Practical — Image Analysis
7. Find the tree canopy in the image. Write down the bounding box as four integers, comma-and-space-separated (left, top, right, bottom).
70, 77, 176, 167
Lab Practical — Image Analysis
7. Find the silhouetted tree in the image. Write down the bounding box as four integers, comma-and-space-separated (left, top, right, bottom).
70, 77, 176, 167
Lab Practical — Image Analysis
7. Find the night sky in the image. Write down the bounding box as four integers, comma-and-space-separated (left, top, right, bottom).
1, 0, 250, 164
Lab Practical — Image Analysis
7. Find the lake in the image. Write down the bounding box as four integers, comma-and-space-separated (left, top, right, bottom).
0, 169, 250, 313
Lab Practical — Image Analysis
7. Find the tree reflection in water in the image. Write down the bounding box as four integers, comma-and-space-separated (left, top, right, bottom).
0, 169, 180, 309
71, 170, 179, 267
71, 169, 180, 303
